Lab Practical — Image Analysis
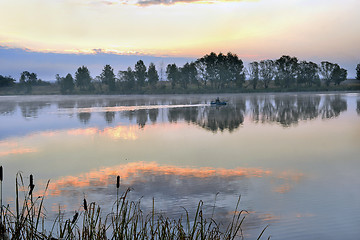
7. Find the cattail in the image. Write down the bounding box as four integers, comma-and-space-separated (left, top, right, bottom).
0, 166, 3, 181
116, 175, 120, 189
29, 174, 35, 195
83, 198, 88, 211
71, 212, 78, 224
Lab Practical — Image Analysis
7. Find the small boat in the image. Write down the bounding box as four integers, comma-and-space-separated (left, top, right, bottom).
211, 98, 227, 105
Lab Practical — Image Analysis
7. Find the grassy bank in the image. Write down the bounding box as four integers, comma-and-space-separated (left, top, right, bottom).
0, 172, 269, 240
0, 80, 359, 96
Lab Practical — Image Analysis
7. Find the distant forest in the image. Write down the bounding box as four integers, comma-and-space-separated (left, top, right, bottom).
1, 53, 360, 94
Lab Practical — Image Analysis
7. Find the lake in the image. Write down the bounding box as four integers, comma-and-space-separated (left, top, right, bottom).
0, 92, 359, 239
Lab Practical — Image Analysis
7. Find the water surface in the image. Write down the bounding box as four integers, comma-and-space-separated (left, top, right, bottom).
1, 93, 359, 239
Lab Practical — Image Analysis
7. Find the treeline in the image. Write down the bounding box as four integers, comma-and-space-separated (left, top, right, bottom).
0, 71, 51, 93
1, 53, 360, 94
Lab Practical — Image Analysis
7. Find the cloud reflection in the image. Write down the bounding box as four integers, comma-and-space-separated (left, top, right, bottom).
67, 125, 139, 140
0, 141, 38, 157
47, 161, 272, 196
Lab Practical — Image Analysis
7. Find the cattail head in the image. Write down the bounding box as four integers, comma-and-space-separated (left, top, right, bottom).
71, 212, 78, 224
83, 198, 88, 211
29, 174, 35, 195
0, 166, 3, 181
116, 175, 120, 189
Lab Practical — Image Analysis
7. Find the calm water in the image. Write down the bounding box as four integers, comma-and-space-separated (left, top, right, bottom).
1, 93, 360, 239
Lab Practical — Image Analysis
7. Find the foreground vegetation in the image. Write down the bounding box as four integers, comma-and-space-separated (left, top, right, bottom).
0, 53, 359, 95
0, 169, 269, 240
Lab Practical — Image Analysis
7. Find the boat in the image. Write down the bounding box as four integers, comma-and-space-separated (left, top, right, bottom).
211, 98, 227, 105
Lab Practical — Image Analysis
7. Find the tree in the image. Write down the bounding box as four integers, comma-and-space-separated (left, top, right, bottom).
275, 55, 298, 88
226, 52, 245, 88
331, 65, 347, 85
20, 71, 38, 85
19, 71, 38, 93
119, 67, 135, 90
0, 75, 15, 87
75, 66, 92, 90
179, 62, 197, 89
197, 52, 218, 88
188, 62, 199, 88
147, 63, 159, 87
195, 52, 245, 89
100, 64, 116, 91
60, 73, 75, 94
248, 61, 259, 89
166, 64, 179, 89
134, 60, 147, 88
356, 63, 360, 80
297, 61, 320, 87
259, 60, 275, 89
320, 61, 336, 87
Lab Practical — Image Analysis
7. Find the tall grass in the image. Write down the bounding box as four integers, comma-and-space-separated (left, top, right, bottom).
0, 169, 269, 240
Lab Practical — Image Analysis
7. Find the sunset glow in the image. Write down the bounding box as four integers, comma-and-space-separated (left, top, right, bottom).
0, 0, 359, 61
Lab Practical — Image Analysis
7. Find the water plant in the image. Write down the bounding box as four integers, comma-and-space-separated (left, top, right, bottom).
0, 168, 269, 240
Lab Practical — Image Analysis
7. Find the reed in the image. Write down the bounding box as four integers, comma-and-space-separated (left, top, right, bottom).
0, 172, 269, 240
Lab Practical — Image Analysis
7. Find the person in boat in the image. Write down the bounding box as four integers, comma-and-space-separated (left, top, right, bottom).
215, 97, 220, 103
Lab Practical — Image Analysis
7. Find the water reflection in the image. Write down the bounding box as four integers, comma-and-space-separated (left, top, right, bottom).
320, 95, 347, 119
46, 162, 273, 197
0, 94, 355, 134
78, 112, 91, 124
19, 101, 50, 118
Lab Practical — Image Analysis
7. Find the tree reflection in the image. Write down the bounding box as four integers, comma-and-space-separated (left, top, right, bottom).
297, 95, 321, 120
3, 94, 350, 131
136, 109, 148, 128
104, 111, 115, 124
18, 101, 49, 118
148, 108, 159, 123
201, 103, 245, 132
274, 96, 299, 127
320, 95, 347, 119
78, 112, 91, 124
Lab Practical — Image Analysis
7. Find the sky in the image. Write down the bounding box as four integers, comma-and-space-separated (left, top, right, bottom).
0, 0, 359, 81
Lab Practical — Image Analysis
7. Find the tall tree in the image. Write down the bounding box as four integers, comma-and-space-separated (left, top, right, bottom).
188, 62, 199, 88
134, 60, 147, 88
331, 65, 347, 85
20, 71, 38, 85
275, 55, 298, 88
356, 63, 360, 80
147, 63, 159, 87
119, 67, 135, 90
320, 61, 336, 87
199, 52, 218, 88
100, 64, 116, 91
226, 52, 245, 88
297, 61, 320, 87
75, 66, 92, 90
259, 60, 275, 89
166, 63, 179, 89
248, 61, 259, 89
60, 73, 75, 94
